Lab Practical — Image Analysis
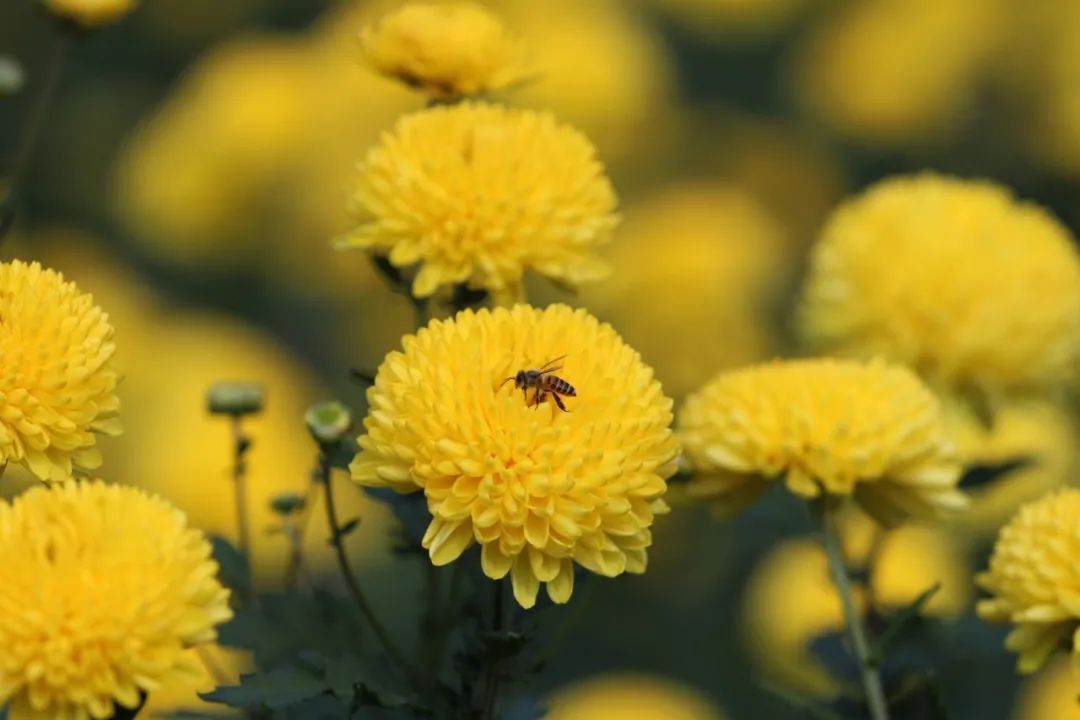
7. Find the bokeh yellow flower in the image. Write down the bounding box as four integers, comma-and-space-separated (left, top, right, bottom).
42, 0, 136, 27
546, 673, 725, 720
0, 481, 232, 720
798, 174, 1080, 401
948, 400, 1079, 538
351, 304, 679, 608
580, 184, 786, 400
678, 358, 965, 525
978, 488, 1080, 674
339, 102, 617, 302
359, 2, 531, 99
791, 0, 1003, 145
1011, 655, 1080, 720
497, 0, 676, 169
743, 515, 970, 695
0, 260, 121, 483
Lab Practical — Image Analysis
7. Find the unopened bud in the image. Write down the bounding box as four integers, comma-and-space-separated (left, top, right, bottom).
305, 401, 353, 444
207, 382, 265, 416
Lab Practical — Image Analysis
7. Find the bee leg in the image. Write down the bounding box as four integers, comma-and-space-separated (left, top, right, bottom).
552, 393, 567, 412
533, 390, 546, 409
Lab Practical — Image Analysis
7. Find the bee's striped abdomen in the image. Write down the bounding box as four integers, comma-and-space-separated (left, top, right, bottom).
543, 374, 576, 396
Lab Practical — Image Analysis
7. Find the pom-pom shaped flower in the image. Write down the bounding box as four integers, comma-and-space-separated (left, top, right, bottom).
41, 0, 137, 27
0, 481, 233, 719
338, 102, 618, 303
0, 260, 121, 483
359, 2, 531, 99
798, 174, 1080, 400
977, 488, 1080, 674
350, 304, 679, 608
677, 358, 965, 525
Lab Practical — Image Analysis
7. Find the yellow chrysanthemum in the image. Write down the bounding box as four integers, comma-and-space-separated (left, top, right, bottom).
546, 673, 725, 720
678, 358, 965, 525
339, 102, 617, 302
0, 481, 233, 720
798, 174, 1080, 400
1012, 655, 1080, 720
977, 488, 1080, 674
359, 2, 531, 99
0, 260, 121, 483
350, 304, 679, 608
42, 0, 137, 27
580, 184, 786, 400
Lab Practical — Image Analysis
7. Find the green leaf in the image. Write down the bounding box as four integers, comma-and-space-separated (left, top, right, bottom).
757, 682, 843, 720
870, 583, 941, 664
209, 536, 250, 602
201, 667, 328, 710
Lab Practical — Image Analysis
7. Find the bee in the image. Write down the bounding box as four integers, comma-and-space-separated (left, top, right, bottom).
498, 355, 576, 412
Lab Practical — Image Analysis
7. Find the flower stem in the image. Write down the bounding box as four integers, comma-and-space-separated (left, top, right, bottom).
814, 501, 889, 720
480, 580, 508, 719
315, 448, 421, 686
0, 29, 69, 242
229, 414, 253, 603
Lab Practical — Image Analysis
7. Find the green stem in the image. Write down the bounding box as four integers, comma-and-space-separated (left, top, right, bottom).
316, 449, 422, 686
230, 415, 253, 602
814, 501, 889, 720
0, 30, 69, 242
480, 580, 507, 720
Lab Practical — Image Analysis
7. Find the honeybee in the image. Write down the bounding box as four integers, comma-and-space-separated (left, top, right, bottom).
498, 355, 576, 412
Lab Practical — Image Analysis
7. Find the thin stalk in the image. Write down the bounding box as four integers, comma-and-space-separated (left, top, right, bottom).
0, 30, 69, 242
815, 502, 890, 720
316, 449, 421, 686
480, 580, 508, 720
229, 414, 253, 602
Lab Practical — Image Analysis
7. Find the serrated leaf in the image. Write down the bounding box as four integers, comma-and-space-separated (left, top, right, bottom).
871, 583, 941, 664
209, 535, 250, 600
201, 668, 328, 710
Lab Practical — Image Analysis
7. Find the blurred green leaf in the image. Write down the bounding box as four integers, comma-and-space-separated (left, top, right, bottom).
201, 667, 327, 710
871, 583, 941, 665
958, 457, 1035, 491
209, 535, 250, 602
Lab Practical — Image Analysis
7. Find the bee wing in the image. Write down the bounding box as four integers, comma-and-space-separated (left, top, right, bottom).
537, 354, 567, 372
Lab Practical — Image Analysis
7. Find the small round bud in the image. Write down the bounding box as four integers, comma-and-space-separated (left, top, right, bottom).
269, 492, 306, 516
206, 382, 265, 416
0, 57, 25, 96
305, 401, 352, 445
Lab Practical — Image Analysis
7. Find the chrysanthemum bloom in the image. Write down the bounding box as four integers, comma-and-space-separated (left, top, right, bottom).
0, 481, 233, 719
359, 2, 531, 99
41, 0, 137, 27
677, 358, 965, 525
977, 488, 1080, 674
798, 174, 1080, 402
0, 260, 121, 483
338, 102, 618, 303
351, 304, 679, 608
546, 673, 725, 720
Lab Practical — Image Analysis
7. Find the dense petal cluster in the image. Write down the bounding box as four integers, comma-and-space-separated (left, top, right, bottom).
0, 260, 121, 482
677, 358, 964, 525
798, 174, 1080, 399
359, 2, 531, 99
339, 102, 618, 302
0, 481, 233, 720
42, 0, 136, 27
977, 488, 1080, 674
351, 304, 679, 608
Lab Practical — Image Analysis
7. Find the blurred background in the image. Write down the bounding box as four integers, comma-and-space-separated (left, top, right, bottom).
2, 0, 1080, 717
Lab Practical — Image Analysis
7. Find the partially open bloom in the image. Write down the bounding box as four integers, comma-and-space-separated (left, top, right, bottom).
546, 673, 725, 720
678, 358, 964, 525
798, 174, 1080, 401
338, 102, 618, 303
977, 488, 1080, 674
0, 260, 121, 483
42, 0, 137, 27
351, 304, 679, 608
0, 481, 233, 719
359, 2, 531, 99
